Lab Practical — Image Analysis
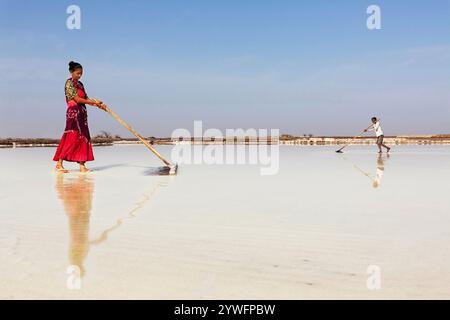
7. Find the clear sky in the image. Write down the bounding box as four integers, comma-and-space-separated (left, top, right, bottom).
0, 0, 449, 138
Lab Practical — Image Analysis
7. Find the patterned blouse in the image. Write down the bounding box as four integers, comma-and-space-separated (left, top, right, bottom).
65, 78, 88, 103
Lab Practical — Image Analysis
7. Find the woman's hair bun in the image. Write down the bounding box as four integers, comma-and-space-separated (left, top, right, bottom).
68, 61, 82, 72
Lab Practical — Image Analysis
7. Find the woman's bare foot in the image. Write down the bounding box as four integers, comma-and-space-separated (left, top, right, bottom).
55, 164, 69, 173
78, 162, 91, 173
79, 165, 91, 173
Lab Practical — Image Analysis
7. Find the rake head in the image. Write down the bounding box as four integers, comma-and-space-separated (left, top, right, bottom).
168, 164, 178, 175
158, 164, 178, 176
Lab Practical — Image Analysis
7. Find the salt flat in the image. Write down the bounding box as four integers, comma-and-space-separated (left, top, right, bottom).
1, 145, 450, 299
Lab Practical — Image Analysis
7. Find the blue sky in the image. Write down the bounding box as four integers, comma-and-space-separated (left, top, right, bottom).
0, 0, 449, 138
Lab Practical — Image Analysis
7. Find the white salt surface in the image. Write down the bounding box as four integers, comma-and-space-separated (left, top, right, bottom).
1, 145, 450, 299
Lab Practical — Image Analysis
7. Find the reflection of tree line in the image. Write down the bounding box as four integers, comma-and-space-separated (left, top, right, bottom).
55, 174, 168, 277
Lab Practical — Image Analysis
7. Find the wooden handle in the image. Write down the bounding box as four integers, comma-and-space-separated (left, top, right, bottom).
104, 106, 171, 166
337, 125, 374, 151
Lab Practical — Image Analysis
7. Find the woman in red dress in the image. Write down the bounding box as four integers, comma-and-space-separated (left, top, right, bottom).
53, 61, 107, 173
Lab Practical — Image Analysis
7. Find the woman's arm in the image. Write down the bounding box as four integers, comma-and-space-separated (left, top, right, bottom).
65, 79, 105, 109
73, 95, 101, 106
77, 96, 107, 111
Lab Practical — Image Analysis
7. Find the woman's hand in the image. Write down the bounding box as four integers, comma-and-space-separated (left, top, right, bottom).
98, 103, 108, 111
90, 98, 107, 111
88, 99, 100, 106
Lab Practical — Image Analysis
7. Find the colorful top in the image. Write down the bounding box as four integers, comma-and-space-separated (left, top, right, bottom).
65, 78, 88, 107
52, 77, 94, 162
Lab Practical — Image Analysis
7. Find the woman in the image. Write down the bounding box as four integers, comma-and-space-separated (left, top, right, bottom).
53, 61, 107, 173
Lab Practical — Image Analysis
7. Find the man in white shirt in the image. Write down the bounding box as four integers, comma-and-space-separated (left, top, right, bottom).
365, 117, 391, 154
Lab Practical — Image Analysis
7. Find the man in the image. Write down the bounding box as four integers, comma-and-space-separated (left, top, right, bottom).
365, 117, 391, 154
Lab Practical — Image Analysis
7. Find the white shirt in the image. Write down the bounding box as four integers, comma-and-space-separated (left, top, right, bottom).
372, 121, 384, 137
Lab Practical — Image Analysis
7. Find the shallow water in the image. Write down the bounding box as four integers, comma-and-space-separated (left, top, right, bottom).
1, 145, 450, 299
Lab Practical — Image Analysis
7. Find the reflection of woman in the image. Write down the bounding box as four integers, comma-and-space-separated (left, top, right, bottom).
53, 61, 107, 173
55, 174, 94, 277
54, 173, 168, 279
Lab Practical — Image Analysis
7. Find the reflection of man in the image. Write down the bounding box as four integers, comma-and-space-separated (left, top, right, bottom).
373, 154, 388, 188
55, 174, 94, 277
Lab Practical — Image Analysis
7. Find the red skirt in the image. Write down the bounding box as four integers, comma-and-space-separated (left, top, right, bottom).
53, 104, 94, 162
